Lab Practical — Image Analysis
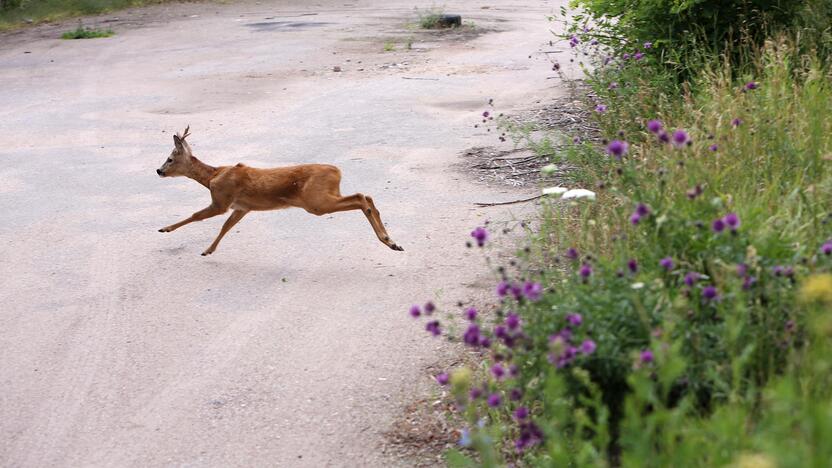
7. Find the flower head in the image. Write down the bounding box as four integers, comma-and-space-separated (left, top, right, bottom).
463, 323, 481, 347
606, 140, 629, 159
425, 320, 441, 336
436, 372, 449, 385
579, 263, 593, 278
702, 285, 719, 301
523, 282, 543, 301
487, 393, 502, 407
595, 104, 608, 113
514, 406, 529, 420
712, 218, 726, 233
640, 349, 654, 364
580, 339, 596, 355
660, 257, 674, 270
658, 130, 670, 144
724, 212, 740, 231
424, 301, 435, 314
745, 81, 759, 91
506, 312, 521, 330
565, 247, 579, 261
608, 81, 618, 90
465, 307, 478, 321
482, 111, 490, 118
822, 241, 832, 255
491, 363, 505, 379
627, 258, 638, 273
409, 305, 421, 318
643, 41, 653, 49
647, 119, 663, 134
496, 281, 511, 297
732, 118, 743, 127
470, 227, 488, 247
709, 144, 718, 152
684, 271, 700, 287
672, 129, 690, 148
634, 52, 644, 60
566, 313, 583, 327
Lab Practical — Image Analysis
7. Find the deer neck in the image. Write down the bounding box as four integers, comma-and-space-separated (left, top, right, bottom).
187, 156, 218, 188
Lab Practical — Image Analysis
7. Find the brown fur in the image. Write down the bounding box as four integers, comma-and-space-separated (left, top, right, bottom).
157, 126, 403, 256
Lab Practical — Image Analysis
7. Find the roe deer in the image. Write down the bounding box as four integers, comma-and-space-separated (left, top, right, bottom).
156, 126, 404, 256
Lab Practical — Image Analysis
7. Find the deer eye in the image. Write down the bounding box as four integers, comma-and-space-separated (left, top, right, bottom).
167, 158, 172, 163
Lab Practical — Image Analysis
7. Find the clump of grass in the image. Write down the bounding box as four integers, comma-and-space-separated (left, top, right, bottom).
0, 0, 169, 31
383, 41, 395, 52
61, 23, 113, 39
417, 8, 445, 29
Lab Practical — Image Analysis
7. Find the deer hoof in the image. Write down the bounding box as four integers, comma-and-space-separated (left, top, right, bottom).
391, 244, 404, 251
201, 251, 212, 256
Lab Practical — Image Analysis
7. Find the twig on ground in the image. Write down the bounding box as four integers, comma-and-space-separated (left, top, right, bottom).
475, 194, 545, 207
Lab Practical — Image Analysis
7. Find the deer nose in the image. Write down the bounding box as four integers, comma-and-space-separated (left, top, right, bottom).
156, 169, 164, 176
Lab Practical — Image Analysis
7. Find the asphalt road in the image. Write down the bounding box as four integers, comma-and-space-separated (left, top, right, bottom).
0, 0, 570, 465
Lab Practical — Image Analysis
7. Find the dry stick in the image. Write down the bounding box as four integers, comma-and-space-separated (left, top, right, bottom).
402, 77, 439, 81
474, 194, 545, 207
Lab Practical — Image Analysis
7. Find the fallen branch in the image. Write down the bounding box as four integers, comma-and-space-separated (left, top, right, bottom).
475, 194, 545, 207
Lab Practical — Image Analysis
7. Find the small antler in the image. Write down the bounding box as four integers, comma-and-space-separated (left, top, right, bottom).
181, 125, 191, 140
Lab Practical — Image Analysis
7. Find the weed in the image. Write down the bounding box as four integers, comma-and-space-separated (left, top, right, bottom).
383, 41, 395, 52
61, 23, 113, 39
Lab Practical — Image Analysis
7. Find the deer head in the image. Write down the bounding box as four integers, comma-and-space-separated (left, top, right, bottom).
156, 126, 193, 177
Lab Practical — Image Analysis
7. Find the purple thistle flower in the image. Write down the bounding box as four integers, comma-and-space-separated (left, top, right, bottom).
511, 284, 523, 301
658, 130, 670, 143
745, 82, 758, 90
491, 363, 505, 379
684, 271, 700, 287
523, 281, 543, 301
510, 387, 523, 400
579, 263, 593, 278
686, 184, 704, 199
773, 265, 785, 277
509, 364, 519, 377
590, 39, 599, 46
822, 241, 832, 255
506, 312, 521, 330
622, 53, 631, 60
463, 323, 481, 346
478, 336, 492, 348
630, 213, 642, 227
712, 218, 726, 233
566, 247, 579, 261
596, 104, 608, 113
634, 52, 644, 60
636, 203, 651, 216
471, 226, 488, 247
732, 118, 743, 127
409, 305, 421, 318
627, 258, 638, 273
573, 136, 582, 144
469, 387, 483, 400
724, 212, 740, 231
465, 307, 477, 321
672, 129, 690, 148
425, 320, 441, 336
424, 301, 435, 314
660, 257, 674, 270
647, 119, 663, 134
580, 339, 597, 355
566, 313, 583, 327
640, 349, 654, 363
496, 281, 510, 297
736, 263, 748, 277
743, 275, 757, 290
514, 406, 529, 420
482, 111, 490, 118
494, 325, 508, 339
487, 393, 502, 407
643, 41, 653, 49
436, 372, 449, 385
702, 285, 719, 301
709, 144, 718, 152
608, 81, 618, 89
606, 140, 629, 159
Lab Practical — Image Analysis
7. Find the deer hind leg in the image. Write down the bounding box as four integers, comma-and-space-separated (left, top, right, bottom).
202, 209, 248, 256
309, 193, 403, 251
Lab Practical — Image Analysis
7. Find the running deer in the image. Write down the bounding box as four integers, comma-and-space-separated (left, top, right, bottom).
156, 126, 404, 256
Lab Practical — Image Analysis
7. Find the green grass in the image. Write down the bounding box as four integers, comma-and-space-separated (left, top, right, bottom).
382, 41, 394, 52
61, 23, 113, 38
416, 8, 445, 29
0, 0, 177, 31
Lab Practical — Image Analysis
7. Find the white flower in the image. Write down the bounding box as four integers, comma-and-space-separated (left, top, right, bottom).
631, 282, 645, 289
561, 189, 596, 200
541, 164, 558, 175
542, 186, 568, 196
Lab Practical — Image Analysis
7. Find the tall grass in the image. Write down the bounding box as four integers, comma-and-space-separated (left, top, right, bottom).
0, 0, 175, 30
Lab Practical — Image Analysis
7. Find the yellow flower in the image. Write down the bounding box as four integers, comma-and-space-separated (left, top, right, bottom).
733, 453, 776, 468
800, 274, 832, 305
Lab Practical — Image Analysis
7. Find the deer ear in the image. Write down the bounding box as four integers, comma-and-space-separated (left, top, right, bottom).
173, 134, 183, 150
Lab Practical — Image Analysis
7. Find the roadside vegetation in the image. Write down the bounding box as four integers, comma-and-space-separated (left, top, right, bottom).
0, 0, 176, 30
61, 22, 113, 38
410, 0, 832, 466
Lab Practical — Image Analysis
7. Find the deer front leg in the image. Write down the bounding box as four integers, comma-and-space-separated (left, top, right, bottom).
158, 203, 227, 233
201, 209, 248, 256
